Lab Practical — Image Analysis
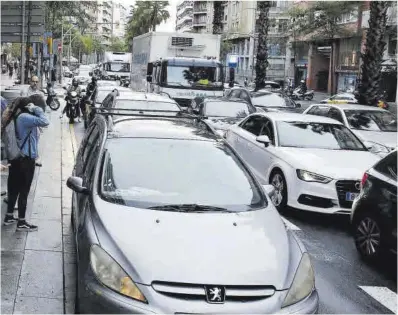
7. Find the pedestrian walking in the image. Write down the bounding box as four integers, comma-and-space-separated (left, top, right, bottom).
44, 61, 49, 82
2, 95, 49, 231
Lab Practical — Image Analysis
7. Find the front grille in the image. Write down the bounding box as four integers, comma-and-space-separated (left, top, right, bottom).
298, 194, 335, 208
175, 98, 192, 107
335, 180, 360, 208
152, 281, 275, 303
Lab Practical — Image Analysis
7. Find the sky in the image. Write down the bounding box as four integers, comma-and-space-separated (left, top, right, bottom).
118, 0, 178, 32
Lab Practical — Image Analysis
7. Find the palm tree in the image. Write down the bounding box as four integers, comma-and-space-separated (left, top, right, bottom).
255, 1, 271, 91
357, 1, 389, 106
212, 1, 224, 34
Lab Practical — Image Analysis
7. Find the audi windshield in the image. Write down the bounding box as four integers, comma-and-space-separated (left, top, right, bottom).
345, 110, 397, 132
277, 121, 367, 151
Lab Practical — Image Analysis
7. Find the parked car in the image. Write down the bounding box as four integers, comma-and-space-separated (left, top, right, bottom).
226, 87, 301, 113
320, 93, 358, 104
188, 96, 257, 137
351, 150, 397, 262
303, 104, 397, 156
63, 66, 73, 78
225, 112, 380, 214
68, 113, 318, 313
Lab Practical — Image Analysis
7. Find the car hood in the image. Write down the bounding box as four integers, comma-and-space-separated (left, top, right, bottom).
206, 116, 244, 130
351, 130, 397, 149
276, 147, 380, 180
95, 201, 291, 288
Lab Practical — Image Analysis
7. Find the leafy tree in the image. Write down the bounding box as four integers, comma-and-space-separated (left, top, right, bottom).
10, 43, 21, 58
108, 37, 128, 52
357, 1, 389, 105
289, 1, 361, 94
255, 1, 271, 91
126, 1, 170, 43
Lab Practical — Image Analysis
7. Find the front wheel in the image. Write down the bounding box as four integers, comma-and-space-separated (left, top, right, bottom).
270, 171, 288, 212
49, 98, 60, 111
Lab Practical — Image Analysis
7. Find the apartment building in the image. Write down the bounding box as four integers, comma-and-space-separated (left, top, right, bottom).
112, 2, 128, 38
176, 1, 193, 32
96, 0, 113, 42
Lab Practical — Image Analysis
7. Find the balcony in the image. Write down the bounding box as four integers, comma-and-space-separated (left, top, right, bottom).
103, 1, 111, 9
177, 3, 193, 17
177, 15, 193, 27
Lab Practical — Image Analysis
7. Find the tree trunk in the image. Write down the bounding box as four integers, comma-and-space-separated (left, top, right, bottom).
357, 1, 388, 105
212, 1, 224, 35
255, 1, 271, 91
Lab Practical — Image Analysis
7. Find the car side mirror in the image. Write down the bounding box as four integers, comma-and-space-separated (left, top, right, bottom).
262, 184, 276, 199
256, 135, 270, 147
66, 176, 89, 195
146, 75, 152, 82
295, 103, 301, 108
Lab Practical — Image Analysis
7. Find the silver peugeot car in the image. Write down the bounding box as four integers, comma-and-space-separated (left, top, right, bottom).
67, 112, 319, 313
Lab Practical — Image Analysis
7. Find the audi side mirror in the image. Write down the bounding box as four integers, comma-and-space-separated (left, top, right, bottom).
256, 135, 270, 147
66, 176, 89, 195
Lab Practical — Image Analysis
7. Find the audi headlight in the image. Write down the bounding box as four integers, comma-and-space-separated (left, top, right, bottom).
282, 253, 315, 308
90, 245, 147, 302
363, 141, 389, 154
296, 170, 332, 184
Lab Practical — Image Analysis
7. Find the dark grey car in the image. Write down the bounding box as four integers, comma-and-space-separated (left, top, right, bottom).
67, 113, 318, 314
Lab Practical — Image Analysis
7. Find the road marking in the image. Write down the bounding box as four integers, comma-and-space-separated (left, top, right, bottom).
359, 286, 397, 313
282, 217, 301, 230
69, 123, 77, 159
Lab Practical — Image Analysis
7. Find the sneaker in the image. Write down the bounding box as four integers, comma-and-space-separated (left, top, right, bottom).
16, 221, 38, 232
4, 214, 17, 225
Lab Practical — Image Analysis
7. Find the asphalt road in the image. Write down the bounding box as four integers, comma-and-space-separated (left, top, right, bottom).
72, 119, 397, 314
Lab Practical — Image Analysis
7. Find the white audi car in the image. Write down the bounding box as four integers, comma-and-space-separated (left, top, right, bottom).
303, 104, 397, 157
225, 112, 381, 214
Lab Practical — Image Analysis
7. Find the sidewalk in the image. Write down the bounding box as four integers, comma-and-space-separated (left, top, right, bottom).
1, 109, 77, 314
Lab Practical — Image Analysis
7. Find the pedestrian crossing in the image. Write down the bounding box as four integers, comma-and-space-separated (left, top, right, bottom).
359, 286, 397, 314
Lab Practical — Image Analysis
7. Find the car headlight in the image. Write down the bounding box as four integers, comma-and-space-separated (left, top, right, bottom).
282, 253, 315, 308
296, 170, 332, 184
90, 245, 147, 302
363, 141, 389, 154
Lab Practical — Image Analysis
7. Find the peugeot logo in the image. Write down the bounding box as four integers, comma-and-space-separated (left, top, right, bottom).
204, 285, 226, 304
355, 182, 361, 190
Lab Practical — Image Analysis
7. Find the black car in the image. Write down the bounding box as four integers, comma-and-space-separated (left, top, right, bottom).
188, 96, 257, 137
226, 87, 301, 113
351, 150, 397, 262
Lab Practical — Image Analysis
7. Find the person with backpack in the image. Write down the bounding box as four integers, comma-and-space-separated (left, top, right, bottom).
2, 95, 49, 231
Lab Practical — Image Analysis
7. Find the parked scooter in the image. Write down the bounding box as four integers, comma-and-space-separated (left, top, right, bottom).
292, 88, 314, 101
46, 83, 60, 111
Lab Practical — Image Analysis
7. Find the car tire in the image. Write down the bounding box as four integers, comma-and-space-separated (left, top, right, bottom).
353, 211, 386, 262
269, 170, 288, 212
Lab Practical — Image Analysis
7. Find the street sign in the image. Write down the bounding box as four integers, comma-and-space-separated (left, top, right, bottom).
227, 54, 239, 68
0, 1, 45, 43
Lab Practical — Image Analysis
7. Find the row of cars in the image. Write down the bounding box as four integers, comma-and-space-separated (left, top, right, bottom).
67, 82, 396, 313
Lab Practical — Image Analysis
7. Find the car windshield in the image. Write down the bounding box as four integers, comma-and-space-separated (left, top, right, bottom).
166, 65, 223, 88
105, 63, 130, 72
251, 93, 294, 107
277, 121, 367, 151
345, 110, 397, 132
205, 101, 251, 118
100, 138, 265, 210
115, 99, 180, 111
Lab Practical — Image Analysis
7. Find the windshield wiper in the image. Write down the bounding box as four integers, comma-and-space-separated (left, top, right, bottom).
148, 204, 233, 213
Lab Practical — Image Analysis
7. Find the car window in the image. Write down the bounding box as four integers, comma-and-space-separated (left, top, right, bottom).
100, 138, 266, 211
328, 108, 344, 123
259, 118, 275, 145
345, 110, 397, 132
240, 115, 266, 136
307, 106, 330, 117
76, 124, 96, 176
84, 138, 101, 185
374, 151, 397, 181
230, 90, 241, 98
240, 91, 251, 103
204, 101, 251, 118
83, 127, 100, 171
276, 121, 367, 151
306, 106, 320, 115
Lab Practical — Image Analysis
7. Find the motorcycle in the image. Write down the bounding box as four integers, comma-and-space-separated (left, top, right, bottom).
292, 88, 314, 101
46, 86, 61, 111
65, 91, 80, 124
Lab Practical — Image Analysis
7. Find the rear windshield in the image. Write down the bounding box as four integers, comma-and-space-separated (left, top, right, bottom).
345, 110, 397, 132
100, 138, 265, 211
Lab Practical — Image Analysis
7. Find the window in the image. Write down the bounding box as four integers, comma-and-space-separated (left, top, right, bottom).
328, 108, 344, 124
230, 90, 241, 98
259, 119, 275, 144
345, 110, 397, 132
83, 127, 100, 171
84, 138, 101, 185
240, 115, 266, 136
307, 106, 330, 117
100, 138, 265, 211
240, 91, 251, 103
374, 151, 397, 181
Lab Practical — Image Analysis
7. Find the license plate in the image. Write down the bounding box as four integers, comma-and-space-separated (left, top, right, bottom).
346, 192, 358, 201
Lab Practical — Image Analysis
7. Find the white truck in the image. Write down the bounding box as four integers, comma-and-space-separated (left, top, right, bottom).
131, 32, 224, 107
102, 51, 132, 80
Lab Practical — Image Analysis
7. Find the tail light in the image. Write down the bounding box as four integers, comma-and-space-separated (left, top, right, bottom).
360, 172, 369, 190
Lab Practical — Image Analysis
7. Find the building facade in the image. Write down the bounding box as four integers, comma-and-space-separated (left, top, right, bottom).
176, 1, 193, 32
112, 2, 128, 38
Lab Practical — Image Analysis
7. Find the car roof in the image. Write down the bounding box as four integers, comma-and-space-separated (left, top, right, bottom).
203, 96, 246, 103
108, 118, 219, 141
310, 103, 389, 111
254, 111, 343, 124
115, 91, 177, 104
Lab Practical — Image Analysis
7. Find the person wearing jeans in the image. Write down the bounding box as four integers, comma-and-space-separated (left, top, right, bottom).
3, 95, 49, 231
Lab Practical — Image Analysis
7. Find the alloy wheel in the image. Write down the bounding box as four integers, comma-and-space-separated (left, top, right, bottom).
271, 173, 284, 207
355, 217, 381, 257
